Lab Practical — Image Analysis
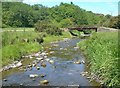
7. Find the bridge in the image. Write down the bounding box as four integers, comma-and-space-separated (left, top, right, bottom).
68, 27, 97, 32
67, 27, 97, 36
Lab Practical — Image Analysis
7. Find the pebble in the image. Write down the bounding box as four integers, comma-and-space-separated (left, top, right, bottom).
3, 79, 7, 82
36, 67, 40, 70
86, 76, 91, 79
80, 72, 88, 76
34, 53, 39, 57
41, 63, 46, 67
20, 83, 23, 86
44, 56, 47, 58
81, 60, 85, 64
36, 57, 43, 61
40, 80, 49, 84
64, 48, 67, 50
29, 74, 38, 78
16, 61, 22, 67
32, 63, 36, 67
49, 51, 55, 54
45, 58, 50, 62
53, 44, 59, 47
49, 60, 54, 64
28, 64, 32, 68
41, 52, 46, 56
60, 48, 63, 50
40, 74, 46, 78
74, 46, 79, 49
74, 61, 81, 64
29, 56, 33, 59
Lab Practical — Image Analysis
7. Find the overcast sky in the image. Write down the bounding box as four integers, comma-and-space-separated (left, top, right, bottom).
23, 0, 119, 16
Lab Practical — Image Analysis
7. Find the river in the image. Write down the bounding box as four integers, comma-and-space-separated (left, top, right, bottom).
1, 38, 100, 87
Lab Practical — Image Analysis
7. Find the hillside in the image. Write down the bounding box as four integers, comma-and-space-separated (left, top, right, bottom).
2, 2, 107, 28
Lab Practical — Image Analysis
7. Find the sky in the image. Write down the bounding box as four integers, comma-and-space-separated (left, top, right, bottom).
23, 0, 119, 16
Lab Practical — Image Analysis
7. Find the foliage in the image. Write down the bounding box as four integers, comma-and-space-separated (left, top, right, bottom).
34, 20, 50, 32
2, 2, 106, 28
78, 32, 119, 86
35, 20, 62, 36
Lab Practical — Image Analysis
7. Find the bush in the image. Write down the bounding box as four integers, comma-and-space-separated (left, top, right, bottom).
34, 20, 50, 32
35, 20, 62, 36
45, 25, 62, 36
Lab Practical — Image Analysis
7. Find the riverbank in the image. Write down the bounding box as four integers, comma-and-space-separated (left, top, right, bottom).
1, 29, 72, 66
78, 31, 119, 87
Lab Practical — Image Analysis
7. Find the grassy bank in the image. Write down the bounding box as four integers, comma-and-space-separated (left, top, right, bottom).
1, 28, 72, 66
43, 32, 72, 43
78, 31, 119, 87
2, 30, 42, 66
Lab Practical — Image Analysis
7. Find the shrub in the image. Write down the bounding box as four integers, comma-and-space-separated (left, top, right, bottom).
35, 20, 62, 36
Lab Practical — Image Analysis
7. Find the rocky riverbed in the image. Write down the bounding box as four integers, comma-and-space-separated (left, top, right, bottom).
1, 38, 100, 87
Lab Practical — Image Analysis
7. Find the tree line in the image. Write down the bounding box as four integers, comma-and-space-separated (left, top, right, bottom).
2, 2, 120, 29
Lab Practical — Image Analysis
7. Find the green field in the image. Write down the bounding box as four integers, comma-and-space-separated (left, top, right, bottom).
78, 31, 119, 86
1, 28, 72, 66
3, 28, 34, 31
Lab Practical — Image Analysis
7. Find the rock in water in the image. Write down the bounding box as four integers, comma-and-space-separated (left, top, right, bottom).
16, 61, 22, 67
36, 57, 43, 61
81, 60, 85, 64
41, 63, 46, 67
41, 52, 46, 56
29, 74, 38, 78
36, 67, 40, 70
49, 51, 55, 54
45, 58, 50, 62
40, 74, 46, 78
74, 61, 81, 64
32, 63, 36, 67
3, 79, 7, 82
40, 80, 49, 84
49, 60, 54, 64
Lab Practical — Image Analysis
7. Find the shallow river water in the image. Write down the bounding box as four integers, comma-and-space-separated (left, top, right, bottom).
1, 38, 99, 87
